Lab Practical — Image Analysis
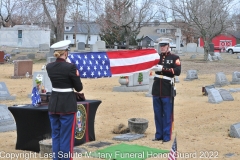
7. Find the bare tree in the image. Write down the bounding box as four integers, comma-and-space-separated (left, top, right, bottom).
157, 0, 235, 60
9, 1, 47, 26
95, 0, 158, 48
0, 0, 18, 28
229, 13, 240, 31
67, 0, 84, 46
42, 0, 69, 42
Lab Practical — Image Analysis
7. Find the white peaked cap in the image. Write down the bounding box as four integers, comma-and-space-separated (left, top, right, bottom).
156, 37, 172, 44
51, 40, 71, 50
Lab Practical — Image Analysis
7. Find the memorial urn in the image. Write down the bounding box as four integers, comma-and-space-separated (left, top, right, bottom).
118, 76, 129, 85
128, 118, 148, 134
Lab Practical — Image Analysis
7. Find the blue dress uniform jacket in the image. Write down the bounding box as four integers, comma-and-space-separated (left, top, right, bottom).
151, 51, 181, 141
46, 58, 83, 113
152, 52, 181, 97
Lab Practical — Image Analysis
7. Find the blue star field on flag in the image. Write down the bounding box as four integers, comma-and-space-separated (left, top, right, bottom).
68, 52, 112, 78
31, 86, 41, 106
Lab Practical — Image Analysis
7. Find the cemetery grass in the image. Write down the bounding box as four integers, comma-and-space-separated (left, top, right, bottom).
0, 52, 240, 160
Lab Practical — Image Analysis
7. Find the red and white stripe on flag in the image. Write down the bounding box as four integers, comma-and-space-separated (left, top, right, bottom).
107, 49, 159, 76
68, 49, 159, 78
168, 137, 177, 160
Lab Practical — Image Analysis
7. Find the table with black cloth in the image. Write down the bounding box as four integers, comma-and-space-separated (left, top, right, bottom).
8, 100, 101, 152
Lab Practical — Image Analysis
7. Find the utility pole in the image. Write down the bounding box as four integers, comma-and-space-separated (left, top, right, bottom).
74, 1, 79, 47
86, 0, 90, 46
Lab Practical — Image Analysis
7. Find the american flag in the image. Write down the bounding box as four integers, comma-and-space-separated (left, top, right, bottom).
31, 86, 41, 106
168, 137, 177, 160
68, 49, 159, 78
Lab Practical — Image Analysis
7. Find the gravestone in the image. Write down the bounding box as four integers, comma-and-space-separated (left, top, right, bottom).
128, 72, 149, 86
229, 122, 240, 138
17, 56, 28, 60
46, 48, 55, 58
0, 51, 4, 64
208, 88, 223, 103
87, 142, 113, 148
186, 43, 197, 53
214, 72, 229, 87
95, 41, 106, 51
175, 76, 180, 83
11, 48, 20, 54
196, 47, 204, 54
0, 104, 16, 132
114, 42, 118, 49
218, 89, 234, 101
190, 55, 196, 59
213, 52, 222, 60
203, 85, 215, 96
236, 88, 240, 92
230, 71, 240, 84
207, 54, 213, 61
154, 44, 159, 54
39, 44, 49, 51
237, 53, 240, 59
184, 70, 198, 81
11, 60, 33, 78
90, 44, 98, 52
113, 72, 150, 92
77, 42, 85, 50
175, 28, 182, 54
0, 82, 16, 100
229, 88, 240, 93
27, 53, 35, 59
212, 56, 218, 61
112, 133, 145, 141
145, 75, 154, 97
32, 71, 52, 93
47, 57, 56, 63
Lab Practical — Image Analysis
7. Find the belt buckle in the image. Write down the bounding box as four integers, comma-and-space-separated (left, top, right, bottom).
157, 74, 163, 79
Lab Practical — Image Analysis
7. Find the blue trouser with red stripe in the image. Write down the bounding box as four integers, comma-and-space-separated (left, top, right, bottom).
49, 113, 76, 160
152, 96, 173, 141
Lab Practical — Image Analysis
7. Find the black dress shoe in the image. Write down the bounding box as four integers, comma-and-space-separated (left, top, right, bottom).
162, 139, 170, 142
152, 138, 161, 141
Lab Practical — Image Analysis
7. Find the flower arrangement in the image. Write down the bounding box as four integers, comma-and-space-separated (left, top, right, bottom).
119, 76, 129, 85
35, 74, 44, 93
120, 76, 128, 79
35, 74, 43, 85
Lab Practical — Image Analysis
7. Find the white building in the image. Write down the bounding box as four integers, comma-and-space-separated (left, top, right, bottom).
64, 22, 101, 46
0, 25, 50, 48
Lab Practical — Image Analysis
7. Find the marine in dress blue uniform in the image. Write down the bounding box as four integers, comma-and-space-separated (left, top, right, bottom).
46, 40, 83, 160
151, 38, 181, 142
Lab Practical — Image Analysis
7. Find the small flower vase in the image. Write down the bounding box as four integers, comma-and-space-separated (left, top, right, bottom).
118, 78, 129, 86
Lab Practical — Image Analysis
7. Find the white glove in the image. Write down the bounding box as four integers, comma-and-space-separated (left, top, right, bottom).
152, 65, 163, 71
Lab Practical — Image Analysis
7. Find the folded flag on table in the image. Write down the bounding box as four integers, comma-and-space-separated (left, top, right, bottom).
168, 136, 177, 160
68, 49, 159, 78
31, 86, 41, 106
